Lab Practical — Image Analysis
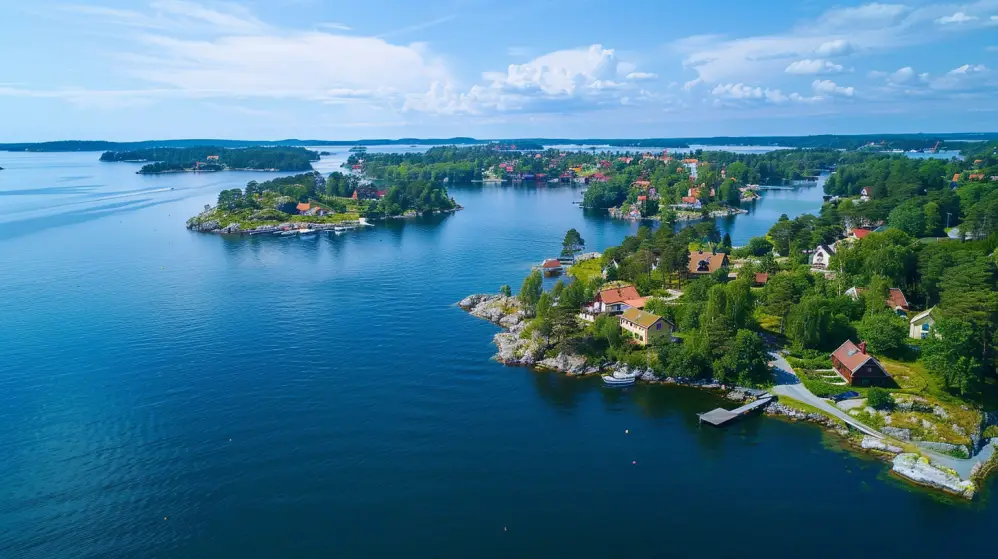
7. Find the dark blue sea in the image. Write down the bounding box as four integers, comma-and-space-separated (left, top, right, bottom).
0, 149, 993, 558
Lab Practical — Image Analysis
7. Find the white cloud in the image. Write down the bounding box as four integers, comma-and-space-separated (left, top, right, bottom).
483, 44, 620, 96
812, 79, 855, 97
626, 72, 658, 80
948, 63, 989, 74
816, 3, 909, 29
712, 83, 763, 99
683, 78, 702, 90
318, 22, 352, 31
814, 39, 855, 57
59, 1, 267, 33
885, 66, 930, 85
710, 83, 806, 105
404, 44, 651, 115
56, 2, 452, 109
785, 59, 843, 74
673, 2, 998, 87
936, 12, 978, 24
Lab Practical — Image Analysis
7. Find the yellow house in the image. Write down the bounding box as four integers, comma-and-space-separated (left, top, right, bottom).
619, 308, 672, 346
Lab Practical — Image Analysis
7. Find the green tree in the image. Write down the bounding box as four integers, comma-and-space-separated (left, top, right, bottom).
499, 284, 512, 297
887, 201, 925, 237
856, 311, 907, 355
561, 228, 585, 257
922, 317, 983, 395
732, 330, 772, 386
519, 270, 543, 311
867, 387, 894, 410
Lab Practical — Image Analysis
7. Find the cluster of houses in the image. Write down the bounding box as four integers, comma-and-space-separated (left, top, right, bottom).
578, 284, 674, 346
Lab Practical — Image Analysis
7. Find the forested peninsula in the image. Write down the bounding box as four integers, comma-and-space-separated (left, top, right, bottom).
100, 146, 319, 173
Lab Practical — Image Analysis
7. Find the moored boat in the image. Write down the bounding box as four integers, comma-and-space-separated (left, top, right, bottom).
602, 374, 636, 386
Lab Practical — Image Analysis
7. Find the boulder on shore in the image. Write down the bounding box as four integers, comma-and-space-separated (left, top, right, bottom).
536, 353, 599, 376
892, 453, 975, 499
861, 435, 903, 454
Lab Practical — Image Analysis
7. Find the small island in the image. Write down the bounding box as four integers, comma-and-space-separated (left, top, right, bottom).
187, 171, 460, 234
100, 146, 320, 174
461, 140, 998, 500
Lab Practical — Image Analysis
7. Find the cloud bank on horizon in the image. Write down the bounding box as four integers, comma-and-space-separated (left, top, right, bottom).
0, 0, 996, 140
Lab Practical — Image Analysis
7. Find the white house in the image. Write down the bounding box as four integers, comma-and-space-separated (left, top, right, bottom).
909, 308, 936, 339
845, 286, 867, 301
860, 187, 872, 202
810, 244, 835, 269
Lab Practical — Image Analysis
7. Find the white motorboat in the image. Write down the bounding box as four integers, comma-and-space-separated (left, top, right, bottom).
602, 373, 636, 386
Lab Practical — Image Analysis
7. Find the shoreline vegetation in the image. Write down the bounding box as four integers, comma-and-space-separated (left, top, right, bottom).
186, 171, 460, 234
459, 140, 998, 500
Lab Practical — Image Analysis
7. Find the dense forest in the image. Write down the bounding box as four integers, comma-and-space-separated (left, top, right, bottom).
99, 146, 319, 173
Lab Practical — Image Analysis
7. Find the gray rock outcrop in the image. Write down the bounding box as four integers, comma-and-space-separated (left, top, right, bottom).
892, 453, 975, 499
861, 435, 903, 454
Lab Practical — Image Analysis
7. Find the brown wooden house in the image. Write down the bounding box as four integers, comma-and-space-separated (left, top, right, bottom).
830, 340, 893, 387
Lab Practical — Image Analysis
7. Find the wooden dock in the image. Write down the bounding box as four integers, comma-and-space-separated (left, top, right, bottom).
698, 395, 773, 426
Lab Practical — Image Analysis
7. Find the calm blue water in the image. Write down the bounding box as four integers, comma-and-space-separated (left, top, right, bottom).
0, 151, 995, 558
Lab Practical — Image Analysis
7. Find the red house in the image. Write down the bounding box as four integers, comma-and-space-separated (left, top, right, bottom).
886, 288, 909, 312
830, 340, 892, 387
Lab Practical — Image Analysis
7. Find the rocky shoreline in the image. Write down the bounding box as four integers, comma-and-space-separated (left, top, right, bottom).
458, 292, 995, 500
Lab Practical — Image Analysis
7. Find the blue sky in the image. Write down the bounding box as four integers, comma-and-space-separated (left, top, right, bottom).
0, 0, 996, 141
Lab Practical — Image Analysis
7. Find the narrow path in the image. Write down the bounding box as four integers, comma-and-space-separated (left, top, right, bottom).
768, 352, 995, 479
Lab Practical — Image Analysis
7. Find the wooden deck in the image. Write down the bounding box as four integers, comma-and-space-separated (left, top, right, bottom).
698, 395, 773, 426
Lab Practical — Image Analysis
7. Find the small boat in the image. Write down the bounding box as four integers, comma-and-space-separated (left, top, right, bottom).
602, 374, 636, 386
279, 230, 298, 237
298, 229, 317, 239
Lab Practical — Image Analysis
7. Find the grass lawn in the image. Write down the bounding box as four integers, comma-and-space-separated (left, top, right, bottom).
755, 311, 783, 337
567, 259, 601, 283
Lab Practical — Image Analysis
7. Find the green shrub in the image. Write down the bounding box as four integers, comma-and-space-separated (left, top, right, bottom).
867, 387, 894, 410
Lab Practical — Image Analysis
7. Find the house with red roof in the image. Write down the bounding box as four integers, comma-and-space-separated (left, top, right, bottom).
541, 259, 563, 275
830, 340, 892, 387
850, 228, 872, 240
591, 173, 609, 183
580, 285, 647, 320
886, 288, 909, 313
296, 202, 311, 214
688, 250, 728, 275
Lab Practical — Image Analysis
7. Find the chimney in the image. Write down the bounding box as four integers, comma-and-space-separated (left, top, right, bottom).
858, 341, 867, 354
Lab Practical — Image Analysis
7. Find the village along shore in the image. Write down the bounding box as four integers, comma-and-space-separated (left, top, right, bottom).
458, 290, 996, 500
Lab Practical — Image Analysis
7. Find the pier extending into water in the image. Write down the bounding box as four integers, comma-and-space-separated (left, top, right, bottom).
698, 395, 773, 426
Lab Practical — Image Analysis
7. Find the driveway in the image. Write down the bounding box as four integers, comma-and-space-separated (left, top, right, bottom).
768, 352, 995, 478
769, 353, 884, 438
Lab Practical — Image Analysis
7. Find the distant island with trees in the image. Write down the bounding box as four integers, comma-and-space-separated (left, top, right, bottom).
186, 170, 459, 234
100, 146, 319, 174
